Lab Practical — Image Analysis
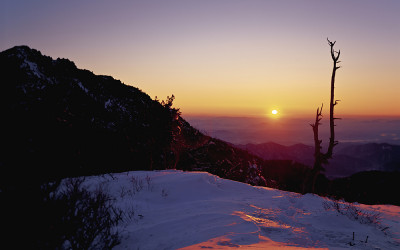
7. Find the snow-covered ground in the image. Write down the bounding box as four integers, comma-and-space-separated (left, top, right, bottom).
81, 170, 400, 249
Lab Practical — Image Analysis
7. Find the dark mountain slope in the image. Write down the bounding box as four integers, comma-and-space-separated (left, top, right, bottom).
177, 137, 266, 186
331, 171, 400, 205
237, 142, 314, 166
0, 46, 266, 189
1, 46, 176, 185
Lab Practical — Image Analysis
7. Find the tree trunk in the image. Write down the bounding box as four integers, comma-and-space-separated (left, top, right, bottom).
307, 38, 341, 193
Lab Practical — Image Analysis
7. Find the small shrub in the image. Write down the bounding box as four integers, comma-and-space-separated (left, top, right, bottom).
59, 178, 123, 249
161, 188, 169, 198
119, 185, 133, 198
145, 175, 154, 191
130, 176, 144, 193
129, 175, 154, 193
323, 199, 382, 226
124, 205, 136, 221
2, 177, 124, 249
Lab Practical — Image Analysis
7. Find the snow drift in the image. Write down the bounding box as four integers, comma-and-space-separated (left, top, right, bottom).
77, 170, 400, 249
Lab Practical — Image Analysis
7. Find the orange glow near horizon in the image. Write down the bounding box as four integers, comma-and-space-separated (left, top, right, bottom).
1, 1, 399, 118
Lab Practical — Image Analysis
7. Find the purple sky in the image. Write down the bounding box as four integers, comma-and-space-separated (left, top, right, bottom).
1, 0, 399, 117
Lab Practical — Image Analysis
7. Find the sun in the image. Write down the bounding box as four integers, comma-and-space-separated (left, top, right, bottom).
272, 110, 278, 115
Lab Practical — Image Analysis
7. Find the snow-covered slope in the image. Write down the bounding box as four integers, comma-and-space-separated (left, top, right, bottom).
81, 171, 400, 249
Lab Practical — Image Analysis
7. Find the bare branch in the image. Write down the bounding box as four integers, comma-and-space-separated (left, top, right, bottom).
327, 37, 336, 46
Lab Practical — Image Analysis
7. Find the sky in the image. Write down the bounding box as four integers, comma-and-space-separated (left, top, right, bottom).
1, 0, 399, 118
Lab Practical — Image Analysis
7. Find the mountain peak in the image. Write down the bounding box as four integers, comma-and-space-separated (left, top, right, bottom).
2, 45, 78, 76
3, 45, 42, 59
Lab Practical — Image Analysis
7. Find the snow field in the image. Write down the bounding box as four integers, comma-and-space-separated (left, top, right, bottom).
78, 170, 400, 249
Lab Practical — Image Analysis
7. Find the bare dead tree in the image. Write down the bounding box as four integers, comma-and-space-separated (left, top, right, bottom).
308, 38, 341, 193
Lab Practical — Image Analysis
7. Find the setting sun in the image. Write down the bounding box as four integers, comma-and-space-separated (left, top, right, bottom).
272, 110, 278, 115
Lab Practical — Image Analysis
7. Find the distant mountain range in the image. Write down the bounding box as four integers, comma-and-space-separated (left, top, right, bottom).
237, 142, 400, 179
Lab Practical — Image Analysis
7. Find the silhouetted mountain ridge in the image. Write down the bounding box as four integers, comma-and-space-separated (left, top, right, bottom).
237, 142, 314, 165
238, 142, 400, 179
0, 45, 266, 189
